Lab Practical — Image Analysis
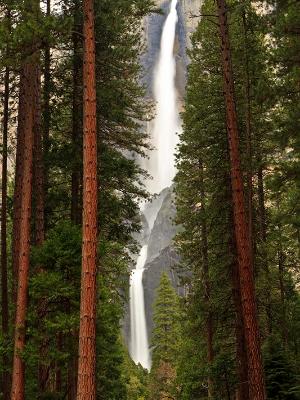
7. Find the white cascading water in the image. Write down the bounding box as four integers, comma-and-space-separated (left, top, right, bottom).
129, 245, 150, 370
129, 0, 180, 370
148, 0, 180, 195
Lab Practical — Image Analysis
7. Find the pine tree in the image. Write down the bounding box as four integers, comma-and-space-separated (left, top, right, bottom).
149, 273, 181, 400
216, 1, 266, 398
11, 58, 39, 400
10, 3, 41, 398
76, 0, 98, 398
1, 58, 10, 400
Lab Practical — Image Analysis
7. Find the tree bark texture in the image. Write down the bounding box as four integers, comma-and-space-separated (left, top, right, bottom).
76, 0, 98, 398
43, 0, 51, 228
12, 68, 27, 305
242, 12, 254, 267
33, 65, 45, 246
216, 1, 266, 399
71, 0, 83, 225
11, 60, 38, 400
230, 237, 250, 400
1, 65, 10, 400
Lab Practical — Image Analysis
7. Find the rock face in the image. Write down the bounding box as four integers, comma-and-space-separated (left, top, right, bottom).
143, 187, 169, 231
146, 186, 177, 263
180, 0, 202, 46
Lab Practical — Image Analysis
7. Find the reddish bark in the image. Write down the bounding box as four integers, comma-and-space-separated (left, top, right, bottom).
33, 65, 45, 246
230, 242, 250, 400
11, 60, 38, 400
242, 12, 254, 266
216, 1, 266, 399
12, 68, 27, 304
43, 0, 51, 229
71, 0, 83, 225
38, 1, 51, 391
76, 0, 98, 398
1, 66, 10, 400
33, 64, 49, 394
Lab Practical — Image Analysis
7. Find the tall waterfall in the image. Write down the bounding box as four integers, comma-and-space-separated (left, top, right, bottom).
148, 0, 180, 195
129, 0, 180, 370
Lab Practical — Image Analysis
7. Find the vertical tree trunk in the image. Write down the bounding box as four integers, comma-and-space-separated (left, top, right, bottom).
68, 355, 78, 400
33, 64, 49, 395
226, 175, 249, 400
216, 1, 266, 399
230, 237, 250, 400
34, 66, 45, 246
277, 235, 288, 346
242, 12, 254, 267
1, 65, 10, 400
11, 59, 38, 400
56, 333, 63, 393
43, 0, 51, 228
77, 0, 98, 398
12, 68, 27, 305
257, 163, 272, 335
38, 2, 50, 390
70, 1, 82, 397
71, 0, 83, 225
199, 161, 214, 398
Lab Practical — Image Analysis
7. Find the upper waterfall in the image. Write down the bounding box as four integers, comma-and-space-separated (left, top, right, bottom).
147, 0, 181, 195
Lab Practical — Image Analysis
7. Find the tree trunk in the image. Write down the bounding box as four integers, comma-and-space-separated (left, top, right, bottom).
33, 64, 49, 395
11, 60, 38, 400
199, 161, 214, 398
227, 176, 249, 400
230, 236, 250, 400
12, 68, 27, 305
216, 1, 266, 399
1, 65, 10, 400
68, 351, 78, 400
43, 0, 51, 229
33, 65, 45, 246
71, 0, 83, 225
69, 2, 82, 397
277, 237, 288, 346
242, 12, 254, 268
37, 1, 50, 390
76, 0, 98, 398
56, 333, 63, 393
257, 164, 272, 335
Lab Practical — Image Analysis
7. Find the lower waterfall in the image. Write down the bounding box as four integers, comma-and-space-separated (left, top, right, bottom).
129, 245, 150, 370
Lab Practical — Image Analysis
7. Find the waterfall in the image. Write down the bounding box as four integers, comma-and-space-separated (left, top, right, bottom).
129, 0, 180, 370
148, 0, 180, 195
129, 245, 150, 370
